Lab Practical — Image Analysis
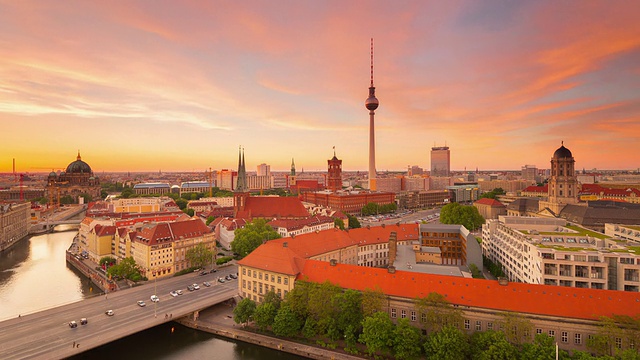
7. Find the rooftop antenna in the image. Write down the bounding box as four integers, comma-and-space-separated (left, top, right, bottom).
370, 38, 374, 87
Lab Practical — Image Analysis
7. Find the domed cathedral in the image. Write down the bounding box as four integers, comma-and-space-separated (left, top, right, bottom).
47, 151, 101, 205
539, 142, 579, 214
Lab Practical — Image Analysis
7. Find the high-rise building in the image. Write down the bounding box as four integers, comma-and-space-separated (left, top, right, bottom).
521, 165, 538, 182
430, 146, 450, 177
365, 38, 379, 191
256, 163, 270, 177
327, 149, 342, 192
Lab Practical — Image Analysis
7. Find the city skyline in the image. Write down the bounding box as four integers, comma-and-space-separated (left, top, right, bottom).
1, 1, 639, 173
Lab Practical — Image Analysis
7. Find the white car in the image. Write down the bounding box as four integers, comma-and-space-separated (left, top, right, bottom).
105, 310, 114, 316
192, 283, 200, 290
176, 289, 183, 295
150, 295, 159, 302
170, 291, 178, 297
137, 300, 146, 307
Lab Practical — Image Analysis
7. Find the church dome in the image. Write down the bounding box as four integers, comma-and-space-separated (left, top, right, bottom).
49, 171, 57, 177
553, 143, 572, 159
65, 152, 92, 174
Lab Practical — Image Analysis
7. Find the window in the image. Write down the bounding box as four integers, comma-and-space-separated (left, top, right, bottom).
242, 280, 246, 288
574, 333, 582, 345
464, 319, 470, 330
277, 276, 281, 284
271, 275, 275, 282
391, 308, 397, 318
253, 271, 256, 278
259, 273, 262, 280
536, 328, 543, 335
401, 310, 406, 319
242, 268, 246, 275
561, 331, 568, 343
487, 322, 493, 330
284, 278, 288, 285
421, 313, 426, 323
615, 337, 622, 349
476, 321, 482, 331
247, 282, 251, 290
411, 311, 416, 322
548, 330, 555, 337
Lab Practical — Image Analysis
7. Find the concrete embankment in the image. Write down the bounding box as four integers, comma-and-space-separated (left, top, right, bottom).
176, 304, 365, 360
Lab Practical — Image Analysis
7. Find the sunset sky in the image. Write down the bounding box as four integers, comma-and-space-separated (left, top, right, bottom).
1, 1, 639, 173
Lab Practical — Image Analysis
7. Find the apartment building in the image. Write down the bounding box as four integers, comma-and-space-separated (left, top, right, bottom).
482, 216, 640, 292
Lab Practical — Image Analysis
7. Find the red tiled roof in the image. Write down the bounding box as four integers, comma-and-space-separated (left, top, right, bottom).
243, 196, 309, 219
297, 260, 640, 321
237, 241, 307, 275
474, 198, 505, 207
94, 224, 116, 237
523, 185, 548, 193
268, 215, 334, 231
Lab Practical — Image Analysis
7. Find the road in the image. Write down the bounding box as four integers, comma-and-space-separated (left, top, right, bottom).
358, 208, 441, 227
0, 265, 239, 360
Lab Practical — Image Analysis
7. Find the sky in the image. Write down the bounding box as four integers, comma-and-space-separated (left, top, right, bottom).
1, 1, 639, 174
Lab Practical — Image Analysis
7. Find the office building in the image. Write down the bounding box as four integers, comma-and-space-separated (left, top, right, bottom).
430, 146, 450, 177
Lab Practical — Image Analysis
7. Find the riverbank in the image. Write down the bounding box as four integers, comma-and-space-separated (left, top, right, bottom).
176, 302, 366, 360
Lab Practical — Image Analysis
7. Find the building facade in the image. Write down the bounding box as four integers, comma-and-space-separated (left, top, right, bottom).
0, 202, 30, 252
430, 146, 450, 177
47, 152, 101, 204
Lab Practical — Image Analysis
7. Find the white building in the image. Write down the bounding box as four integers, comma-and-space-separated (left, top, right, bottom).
482, 216, 640, 292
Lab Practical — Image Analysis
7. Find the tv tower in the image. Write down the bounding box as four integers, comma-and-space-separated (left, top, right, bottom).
365, 38, 379, 191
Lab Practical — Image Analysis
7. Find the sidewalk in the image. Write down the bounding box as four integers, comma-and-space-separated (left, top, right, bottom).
177, 301, 366, 360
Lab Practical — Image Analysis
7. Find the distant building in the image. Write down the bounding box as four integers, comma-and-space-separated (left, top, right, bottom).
302, 190, 395, 216
180, 181, 211, 196
539, 143, 579, 214
474, 198, 506, 220
521, 165, 538, 182
216, 169, 237, 191
395, 190, 450, 210
47, 152, 101, 203
521, 185, 548, 198
327, 150, 342, 192
447, 183, 480, 203
376, 177, 402, 192
408, 165, 424, 176
256, 163, 271, 177
0, 202, 30, 252
133, 182, 171, 195
430, 146, 450, 177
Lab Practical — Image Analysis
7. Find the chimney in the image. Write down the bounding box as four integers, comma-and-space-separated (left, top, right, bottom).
497, 277, 509, 286
388, 266, 396, 274
381, 223, 386, 228
330, 259, 337, 266
283, 242, 288, 248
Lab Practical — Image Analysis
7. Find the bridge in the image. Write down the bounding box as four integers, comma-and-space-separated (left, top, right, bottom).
0, 267, 239, 360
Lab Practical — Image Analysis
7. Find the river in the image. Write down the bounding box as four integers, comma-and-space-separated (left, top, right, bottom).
0, 228, 304, 360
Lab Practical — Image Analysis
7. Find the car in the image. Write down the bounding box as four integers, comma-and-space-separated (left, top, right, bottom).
203, 281, 211, 287
176, 289, 183, 295
80, 318, 88, 325
170, 291, 178, 297
218, 277, 225, 283
209, 268, 217, 273
105, 310, 114, 316
192, 283, 200, 290
225, 275, 231, 281
187, 285, 195, 291
150, 295, 159, 302
199, 271, 207, 276
230, 273, 237, 279
137, 300, 146, 307
68, 321, 78, 328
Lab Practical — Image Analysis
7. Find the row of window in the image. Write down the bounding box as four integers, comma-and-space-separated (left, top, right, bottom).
242, 268, 289, 285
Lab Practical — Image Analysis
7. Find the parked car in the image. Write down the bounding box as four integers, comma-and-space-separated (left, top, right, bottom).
68, 321, 78, 328
230, 273, 237, 279
150, 295, 159, 302
176, 289, 183, 295
218, 277, 225, 283
105, 310, 114, 316
137, 300, 146, 307
209, 268, 217, 273
199, 271, 207, 276
192, 283, 200, 290
203, 281, 211, 287
80, 318, 88, 325
187, 285, 195, 291
170, 291, 178, 297
225, 275, 231, 281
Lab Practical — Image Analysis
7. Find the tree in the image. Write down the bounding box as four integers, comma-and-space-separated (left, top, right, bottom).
107, 257, 142, 282
393, 318, 424, 360
60, 195, 75, 204
99, 256, 117, 267
184, 208, 195, 216
175, 198, 188, 210
521, 333, 570, 360
262, 290, 282, 311
480, 188, 506, 200
334, 289, 364, 336
186, 243, 214, 269
334, 218, 345, 230
495, 311, 533, 347
587, 315, 640, 357
272, 303, 302, 338
206, 216, 216, 226
347, 214, 361, 229
253, 302, 277, 331
469, 330, 518, 360
359, 311, 395, 358
415, 292, 464, 334
307, 281, 341, 325
231, 218, 281, 258
362, 286, 387, 317
439, 202, 485, 230
285, 280, 311, 319
424, 325, 469, 360
233, 298, 256, 326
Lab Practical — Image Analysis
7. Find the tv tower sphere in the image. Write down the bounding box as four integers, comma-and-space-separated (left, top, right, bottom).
365, 92, 379, 111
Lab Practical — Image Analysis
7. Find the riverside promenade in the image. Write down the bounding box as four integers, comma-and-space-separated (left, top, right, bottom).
176, 302, 366, 360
